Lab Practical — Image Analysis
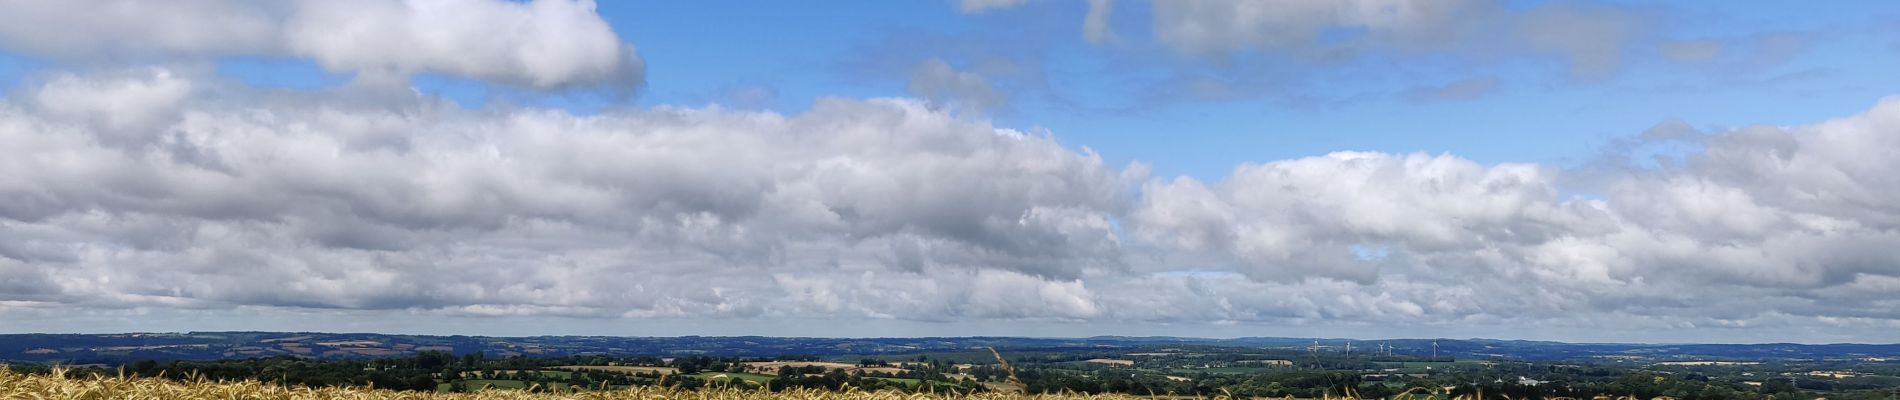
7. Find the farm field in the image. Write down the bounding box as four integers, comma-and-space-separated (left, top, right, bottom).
699, 371, 777, 384
0, 369, 1148, 400
554, 365, 681, 375
7, 333, 1899, 399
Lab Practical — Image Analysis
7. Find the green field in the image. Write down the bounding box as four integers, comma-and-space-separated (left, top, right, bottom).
865, 377, 922, 385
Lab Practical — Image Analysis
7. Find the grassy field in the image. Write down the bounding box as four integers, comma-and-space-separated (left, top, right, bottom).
0, 368, 1187, 400
698, 371, 778, 384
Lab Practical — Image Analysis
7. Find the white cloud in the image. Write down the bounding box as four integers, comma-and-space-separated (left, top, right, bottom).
0, 0, 281, 60
285, 0, 643, 91
1133, 152, 1577, 283
1, 68, 1897, 339
0, 68, 1119, 320
24, 68, 194, 137
0, 0, 643, 91
0, 2, 1895, 341
1126, 98, 1900, 332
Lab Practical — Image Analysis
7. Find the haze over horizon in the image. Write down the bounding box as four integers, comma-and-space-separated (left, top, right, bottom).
1, 0, 1898, 344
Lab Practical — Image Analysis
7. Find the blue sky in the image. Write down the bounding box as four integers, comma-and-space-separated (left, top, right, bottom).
26, 1, 1892, 179
2, 0, 1900, 342
596, 0, 1900, 178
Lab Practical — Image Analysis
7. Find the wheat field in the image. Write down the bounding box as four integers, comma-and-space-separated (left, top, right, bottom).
0, 367, 1649, 400
0, 368, 1147, 400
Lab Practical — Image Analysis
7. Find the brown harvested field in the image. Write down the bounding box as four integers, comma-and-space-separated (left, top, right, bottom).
348, 348, 403, 357
552, 365, 680, 375
260, 335, 311, 343
7, 369, 1195, 400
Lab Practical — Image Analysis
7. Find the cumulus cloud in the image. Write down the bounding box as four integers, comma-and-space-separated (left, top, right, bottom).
0, 0, 643, 91
0, 68, 1120, 319
0, 68, 1896, 339
1133, 152, 1579, 283
0, 2, 1896, 341
285, 0, 643, 90
1127, 98, 1900, 332
22, 68, 195, 139
0, 0, 282, 60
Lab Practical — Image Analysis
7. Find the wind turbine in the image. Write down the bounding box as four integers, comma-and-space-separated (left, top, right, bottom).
1309, 339, 1322, 369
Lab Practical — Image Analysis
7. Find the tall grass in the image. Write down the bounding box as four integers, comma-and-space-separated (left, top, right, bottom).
0, 367, 1150, 400
1, 367, 1672, 400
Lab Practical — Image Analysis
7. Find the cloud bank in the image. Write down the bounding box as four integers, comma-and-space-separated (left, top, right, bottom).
0, 0, 1894, 341
0, 0, 643, 90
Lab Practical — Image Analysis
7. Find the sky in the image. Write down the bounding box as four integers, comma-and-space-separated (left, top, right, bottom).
0, 0, 1898, 344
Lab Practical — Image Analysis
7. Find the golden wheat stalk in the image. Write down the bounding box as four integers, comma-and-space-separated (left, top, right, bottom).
0, 366, 1188, 400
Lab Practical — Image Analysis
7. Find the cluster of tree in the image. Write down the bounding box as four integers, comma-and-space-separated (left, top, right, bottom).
12, 348, 1896, 399
118, 356, 439, 391
11, 352, 658, 393
671, 356, 734, 375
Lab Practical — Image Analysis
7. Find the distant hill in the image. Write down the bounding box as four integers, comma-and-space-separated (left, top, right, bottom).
2, 332, 1895, 366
